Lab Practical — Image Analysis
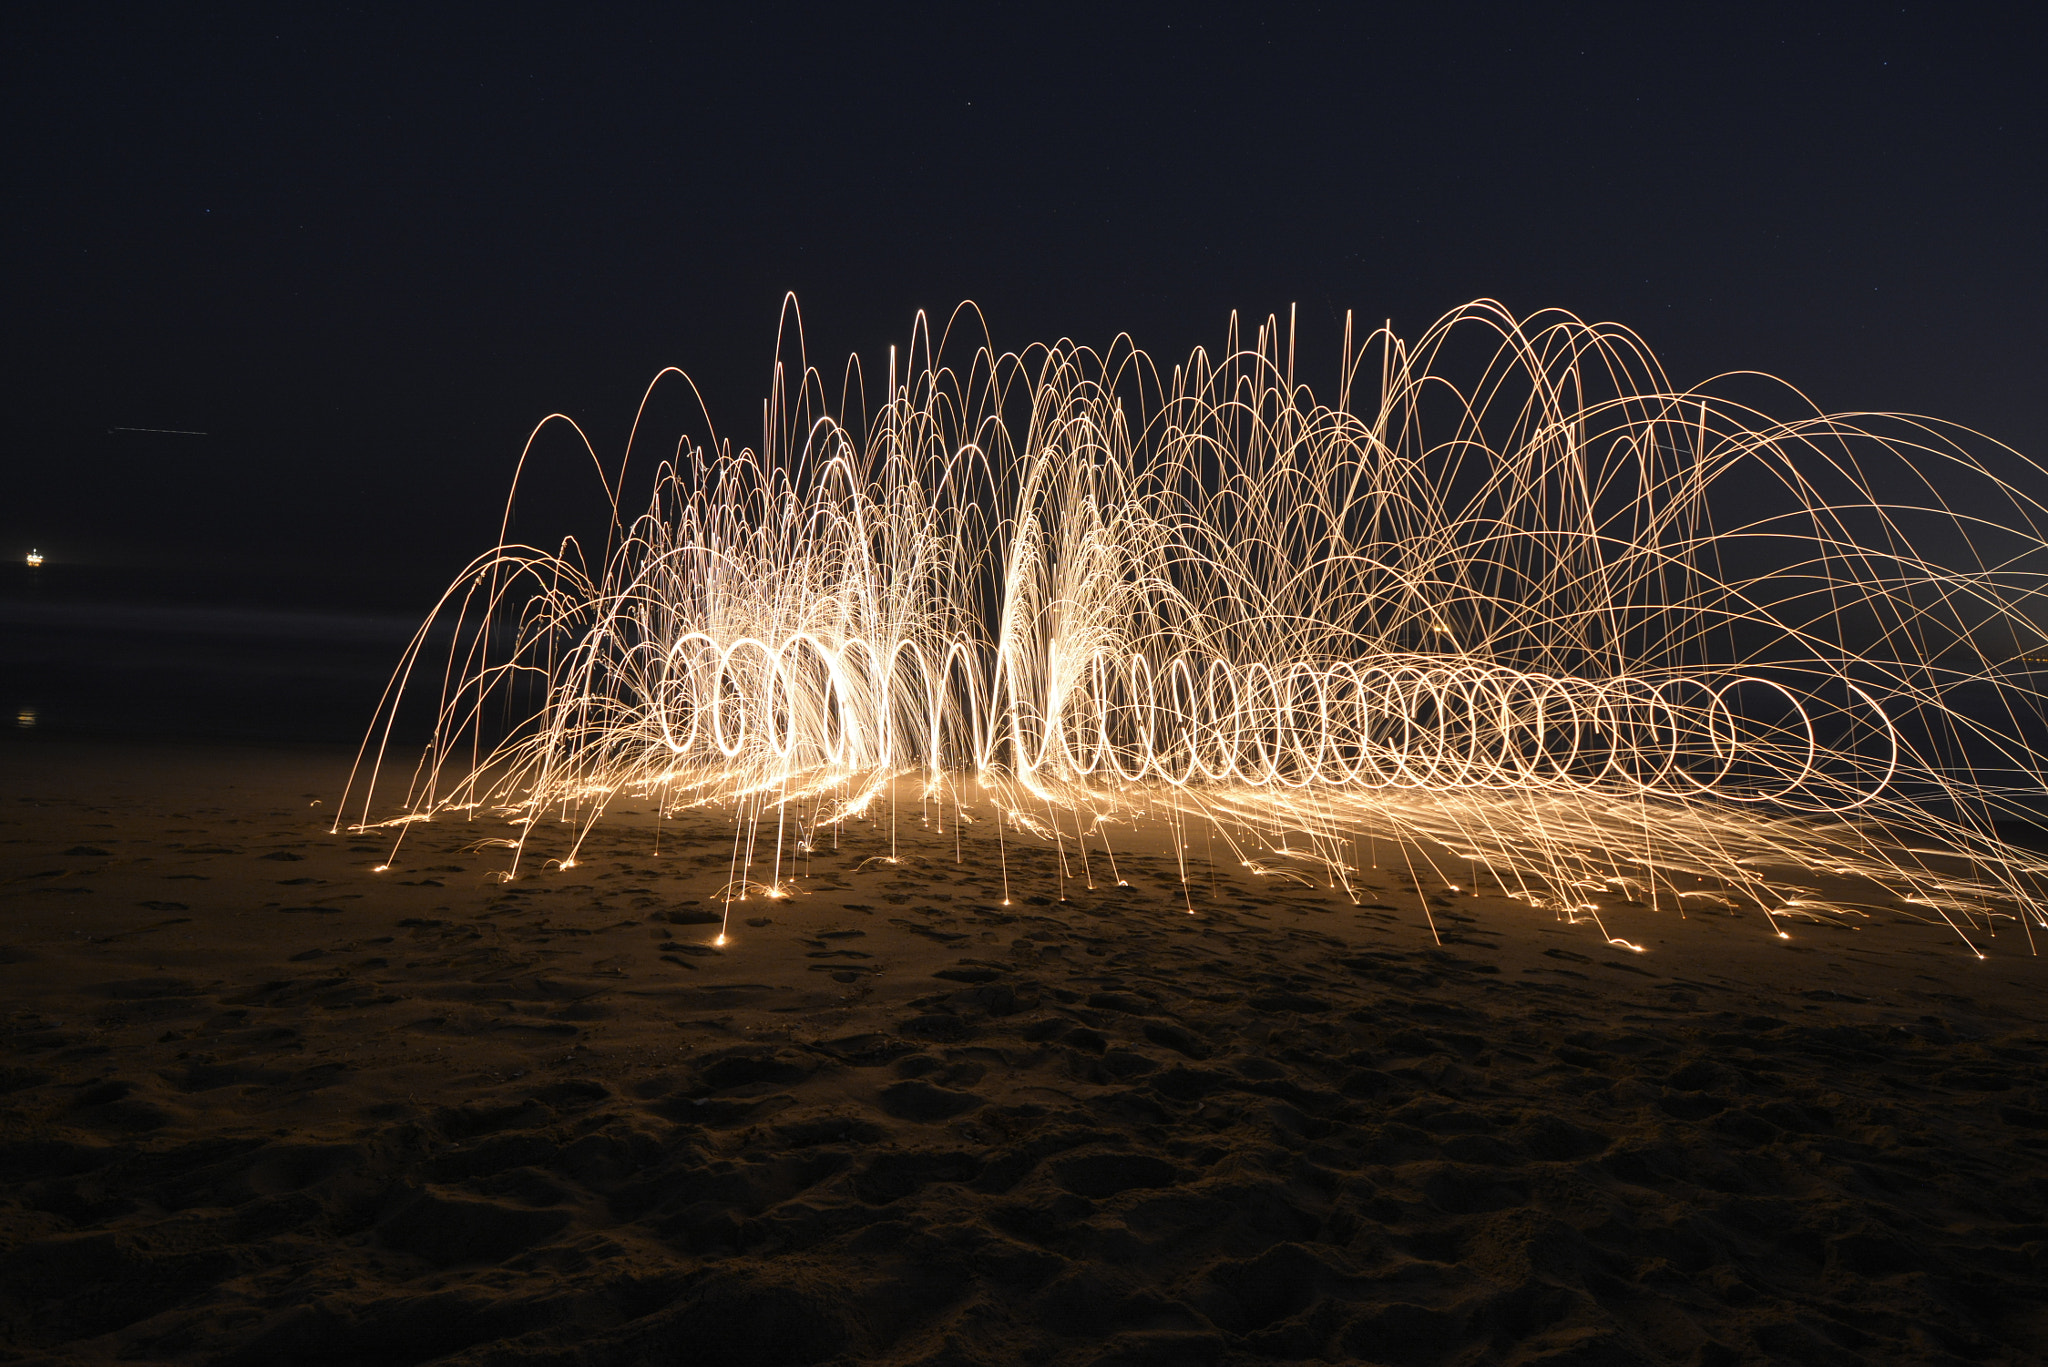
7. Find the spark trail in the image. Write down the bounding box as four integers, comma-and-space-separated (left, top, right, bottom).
340, 300, 2048, 954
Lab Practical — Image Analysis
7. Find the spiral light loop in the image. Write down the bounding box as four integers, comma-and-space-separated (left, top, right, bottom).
342, 300, 2048, 953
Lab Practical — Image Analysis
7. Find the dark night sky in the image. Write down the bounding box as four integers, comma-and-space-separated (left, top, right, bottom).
6, 2, 2045, 607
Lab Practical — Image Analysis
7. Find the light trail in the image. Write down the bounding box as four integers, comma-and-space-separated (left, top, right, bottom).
339, 300, 2048, 954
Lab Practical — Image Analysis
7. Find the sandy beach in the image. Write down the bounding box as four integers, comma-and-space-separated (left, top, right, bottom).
3, 737, 2045, 1365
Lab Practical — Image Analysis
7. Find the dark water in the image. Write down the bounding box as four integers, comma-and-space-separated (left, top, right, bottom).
1, 560, 432, 746
7, 557, 2041, 827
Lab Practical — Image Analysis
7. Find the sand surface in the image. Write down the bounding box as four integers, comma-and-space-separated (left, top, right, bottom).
3, 738, 2046, 1365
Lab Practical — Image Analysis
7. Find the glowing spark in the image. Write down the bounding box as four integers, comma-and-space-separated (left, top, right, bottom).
339, 300, 2048, 955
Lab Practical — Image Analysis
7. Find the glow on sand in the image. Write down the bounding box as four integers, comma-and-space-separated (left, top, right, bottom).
340, 300, 2048, 955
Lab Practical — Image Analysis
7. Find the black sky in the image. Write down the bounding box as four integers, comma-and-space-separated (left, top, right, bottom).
6, 2, 2044, 605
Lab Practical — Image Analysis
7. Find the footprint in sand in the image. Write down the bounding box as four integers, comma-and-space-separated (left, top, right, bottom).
878, 1078, 982, 1121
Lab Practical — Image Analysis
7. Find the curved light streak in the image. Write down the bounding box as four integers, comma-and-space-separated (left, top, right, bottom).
340, 300, 2048, 955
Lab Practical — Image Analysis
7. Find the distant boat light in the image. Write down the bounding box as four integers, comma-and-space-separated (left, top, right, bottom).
25, 549, 43, 568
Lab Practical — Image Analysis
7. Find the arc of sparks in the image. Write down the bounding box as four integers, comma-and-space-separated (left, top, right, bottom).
340, 299, 2048, 955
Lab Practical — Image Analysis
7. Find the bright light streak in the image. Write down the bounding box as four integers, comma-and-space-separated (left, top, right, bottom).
340, 300, 2048, 954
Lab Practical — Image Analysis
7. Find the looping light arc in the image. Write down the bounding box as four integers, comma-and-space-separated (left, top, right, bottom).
340, 299, 2048, 955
